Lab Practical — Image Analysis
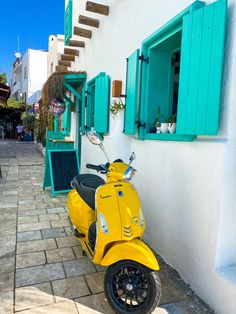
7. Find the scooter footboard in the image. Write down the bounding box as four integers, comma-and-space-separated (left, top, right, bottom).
101, 239, 159, 271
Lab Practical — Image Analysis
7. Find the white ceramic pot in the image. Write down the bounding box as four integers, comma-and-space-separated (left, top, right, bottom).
168, 123, 176, 134
160, 123, 168, 133
156, 126, 161, 133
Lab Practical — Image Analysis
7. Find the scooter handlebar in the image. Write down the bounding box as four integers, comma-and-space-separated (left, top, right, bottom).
86, 163, 101, 171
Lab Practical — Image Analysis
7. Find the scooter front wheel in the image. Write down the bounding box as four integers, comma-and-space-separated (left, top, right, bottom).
104, 260, 161, 314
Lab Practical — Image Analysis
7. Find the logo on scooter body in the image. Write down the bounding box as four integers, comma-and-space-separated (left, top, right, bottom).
133, 217, 138, 225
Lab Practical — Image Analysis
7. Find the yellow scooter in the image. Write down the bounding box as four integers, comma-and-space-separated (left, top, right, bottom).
68, 129, 161, 313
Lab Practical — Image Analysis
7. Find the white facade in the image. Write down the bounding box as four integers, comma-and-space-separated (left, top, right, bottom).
10, 49, 48, 105
47, 34, 65, 78
68, 1, 236, 313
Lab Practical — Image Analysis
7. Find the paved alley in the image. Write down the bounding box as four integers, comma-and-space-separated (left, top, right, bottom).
0, 140, 214, 314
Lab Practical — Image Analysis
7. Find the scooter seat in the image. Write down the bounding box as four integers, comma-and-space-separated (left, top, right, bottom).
72, 174, 105, 210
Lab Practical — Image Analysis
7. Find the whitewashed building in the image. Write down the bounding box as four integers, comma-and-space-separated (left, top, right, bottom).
47, 34, 65, 77
10, 49, 48, 105
62, 0, 236, 313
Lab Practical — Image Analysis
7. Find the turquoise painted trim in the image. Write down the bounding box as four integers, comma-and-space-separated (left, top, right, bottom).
64, 73, 87, 83
64, 0, 73, 45
139, 0, 207, 141
176, 0, 227, 135
87, 72, 106, 87
64, 82, 81, 100
47, 149, 80, 197
142, 1, 205, 46
63, 95, 73, 106
86, 72, 107, 131
94, 74, 110, 133
144, 133, 196, 142
81, 86, 86, 134
124, 49, 140, 135
54, 116, 59, 131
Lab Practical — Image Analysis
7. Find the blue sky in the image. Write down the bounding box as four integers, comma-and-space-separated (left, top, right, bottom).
0, 0, 65, 81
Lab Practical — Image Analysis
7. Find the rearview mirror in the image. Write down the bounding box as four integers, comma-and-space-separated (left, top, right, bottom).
87, 128, 103, 145
129, 152, 136, 165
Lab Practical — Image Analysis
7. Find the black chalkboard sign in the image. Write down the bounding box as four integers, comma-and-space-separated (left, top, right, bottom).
48, 149, 79, 196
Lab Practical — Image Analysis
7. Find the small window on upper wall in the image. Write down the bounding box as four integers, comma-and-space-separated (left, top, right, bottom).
85, 72, 110, 134
124, 0, 227, 142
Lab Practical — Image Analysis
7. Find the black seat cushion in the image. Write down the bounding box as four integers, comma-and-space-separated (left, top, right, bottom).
72, 174, 105, 210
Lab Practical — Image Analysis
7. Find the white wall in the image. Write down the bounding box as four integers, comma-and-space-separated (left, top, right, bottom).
71, 1, 236, 313
47, 35, 65, 78
28, 49, 48, 104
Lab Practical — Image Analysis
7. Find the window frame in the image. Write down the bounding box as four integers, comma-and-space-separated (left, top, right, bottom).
85, 72, 111, 133
138, 2, 205, 141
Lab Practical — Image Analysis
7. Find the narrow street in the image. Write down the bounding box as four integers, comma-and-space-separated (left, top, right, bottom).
0, 141, 214, 314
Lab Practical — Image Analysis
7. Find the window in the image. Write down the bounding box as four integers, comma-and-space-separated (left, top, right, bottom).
124, 0, 227, 141
64, 0, 73, 45
85, 72, 110, 134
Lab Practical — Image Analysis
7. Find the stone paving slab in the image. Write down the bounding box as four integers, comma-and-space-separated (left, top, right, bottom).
17, 238, 57, 254
0, 141, 214, 314
63, 259, 97, 277
0, 272, 14, 291
75, 293, 114, 314
56, 235, 80, 248
15, 263, 65, 287
0, 291, 14, 314
41, 227, 66, 239
0, 257, 15, 274
46, 247, 76, 263
16, 251, 46, 269
52, 276, 90, 301
15, 282, 54, 312
17, 230, 42, 242
18, 300, 78, 314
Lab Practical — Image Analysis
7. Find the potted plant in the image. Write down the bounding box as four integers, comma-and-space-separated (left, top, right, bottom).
167, 113, 176, 134
154, 107, 161, 133
110, 98, 125, 118
160, 113, 169, 134
110, 98, 125, 134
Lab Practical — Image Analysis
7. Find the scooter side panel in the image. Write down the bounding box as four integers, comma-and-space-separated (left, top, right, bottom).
68, 189, 95, 235
93, 183, 123, 264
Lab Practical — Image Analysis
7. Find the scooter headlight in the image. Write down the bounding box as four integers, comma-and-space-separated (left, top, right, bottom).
139, 208, 145, 228
123, 167, 136, 181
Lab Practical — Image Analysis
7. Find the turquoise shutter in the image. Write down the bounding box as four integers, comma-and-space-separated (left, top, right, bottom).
94, 74, 110, 133
124, 49, 140, 135
81, 87, 86, 133
177, 0, 227, 135
86, 84, 94, 129
64, 0, 73, 45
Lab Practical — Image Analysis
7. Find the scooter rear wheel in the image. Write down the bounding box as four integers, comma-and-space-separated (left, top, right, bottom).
104, 260, 161, 314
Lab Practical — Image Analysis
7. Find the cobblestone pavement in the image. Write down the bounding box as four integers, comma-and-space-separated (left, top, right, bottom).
0, 140, 214, 314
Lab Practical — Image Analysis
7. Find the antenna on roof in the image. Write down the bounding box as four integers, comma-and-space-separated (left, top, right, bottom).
15, 35, 21, 59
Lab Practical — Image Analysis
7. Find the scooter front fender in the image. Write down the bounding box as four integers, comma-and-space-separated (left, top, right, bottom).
101, 239, 159, 271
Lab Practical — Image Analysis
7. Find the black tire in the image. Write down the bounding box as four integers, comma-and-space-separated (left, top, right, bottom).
104, 260, 161, 314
